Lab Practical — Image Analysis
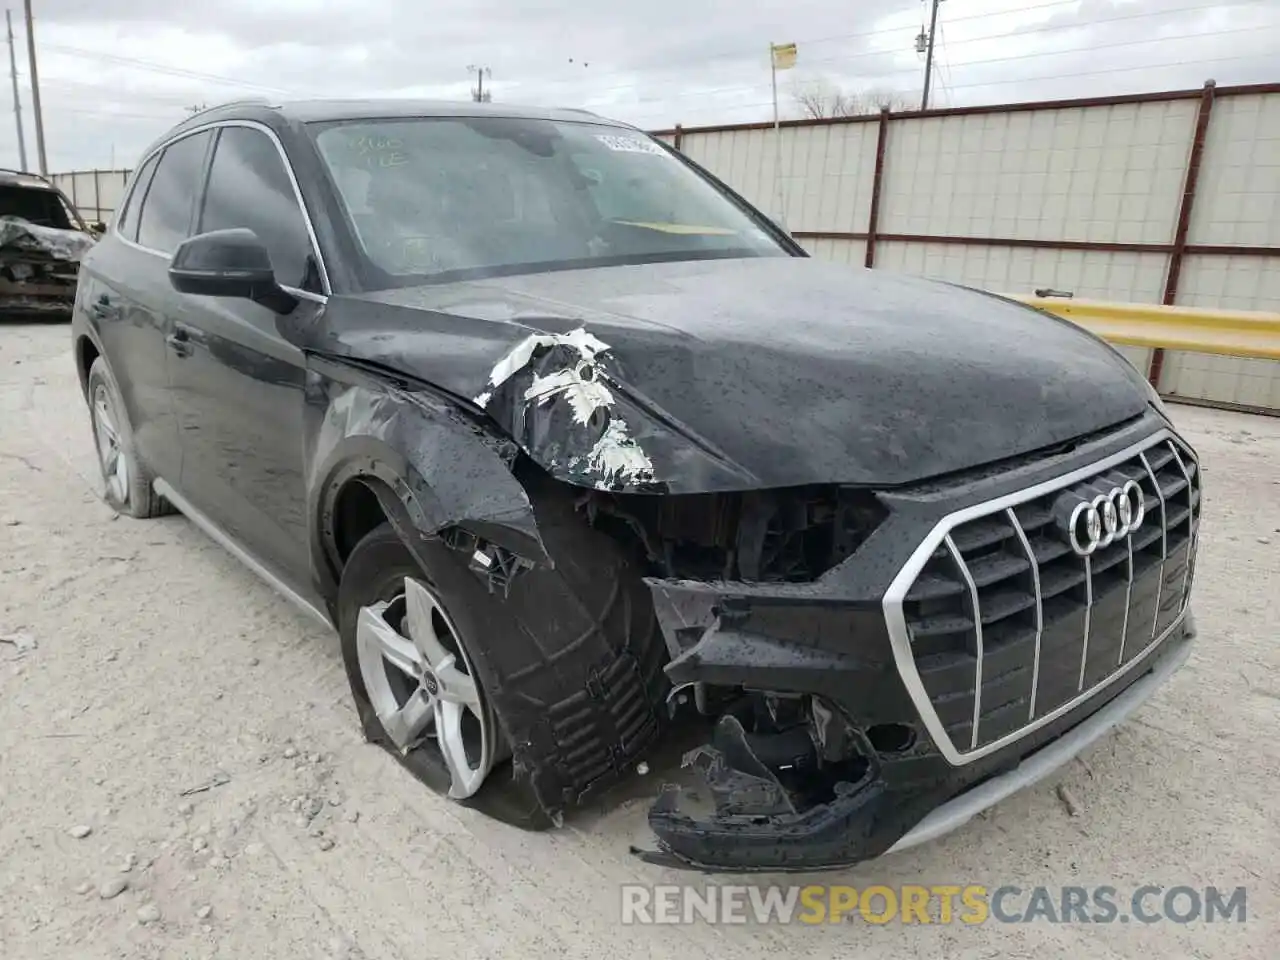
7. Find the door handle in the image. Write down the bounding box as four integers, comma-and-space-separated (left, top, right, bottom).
165, 325, 193, 358
89, 294, 119, 321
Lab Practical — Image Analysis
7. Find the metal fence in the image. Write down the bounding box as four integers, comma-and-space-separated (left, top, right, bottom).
653, 81, 1280, 413
49, 168, 131, 227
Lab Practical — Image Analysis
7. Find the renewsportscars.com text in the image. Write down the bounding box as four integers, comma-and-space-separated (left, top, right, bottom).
620, 884, 1248, 926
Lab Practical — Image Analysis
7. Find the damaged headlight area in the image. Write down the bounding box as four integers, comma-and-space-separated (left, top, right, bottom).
564, 483, 916, 872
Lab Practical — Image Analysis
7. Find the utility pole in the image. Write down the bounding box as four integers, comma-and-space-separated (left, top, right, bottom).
919, 0, 943, 111
467, 65, 491, 103
6, 9, 27, 171
22, 0, 45, 173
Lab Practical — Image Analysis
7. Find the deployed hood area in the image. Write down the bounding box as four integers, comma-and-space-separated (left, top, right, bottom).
301, 257, 1151, 492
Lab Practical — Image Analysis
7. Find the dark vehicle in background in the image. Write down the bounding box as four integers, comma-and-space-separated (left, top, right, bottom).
0, 168, 99, 320
70, 99, 1201, 872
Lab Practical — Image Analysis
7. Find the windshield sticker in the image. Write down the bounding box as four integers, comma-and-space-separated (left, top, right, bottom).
594, 134, 669, 156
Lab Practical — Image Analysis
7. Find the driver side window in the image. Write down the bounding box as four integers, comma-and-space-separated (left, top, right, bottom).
198, 126, 320, 291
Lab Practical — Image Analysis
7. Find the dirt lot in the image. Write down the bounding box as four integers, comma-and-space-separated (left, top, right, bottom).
1, 320, 1277, 959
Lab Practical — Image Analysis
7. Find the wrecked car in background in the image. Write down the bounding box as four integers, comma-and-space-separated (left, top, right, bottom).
70, 100, 1201, 872
0, 169, 98, 320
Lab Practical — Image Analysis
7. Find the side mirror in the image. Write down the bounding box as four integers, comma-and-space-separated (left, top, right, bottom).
90, 221, 106, 235
168, 228, 297, 314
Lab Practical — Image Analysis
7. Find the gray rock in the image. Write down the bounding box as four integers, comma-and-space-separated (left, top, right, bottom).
68, 824, 92, 839
283, 746, 298, 759
342, 809, 360, 824
99, 877, 129, 900
196, 904, 213, 920
120, 852, 137, 873
73, 880, 94, 895
192, 837, 209, 853
318, 837, 335, 851
137, 902, 161, 924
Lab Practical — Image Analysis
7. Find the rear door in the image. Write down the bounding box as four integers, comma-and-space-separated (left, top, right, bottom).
166, 122, 326, 591
80, 130, 213, 487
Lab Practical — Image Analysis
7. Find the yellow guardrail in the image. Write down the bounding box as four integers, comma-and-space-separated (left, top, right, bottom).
1007, 295, 1280, 362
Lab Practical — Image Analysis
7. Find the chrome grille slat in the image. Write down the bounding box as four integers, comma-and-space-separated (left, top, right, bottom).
1117, 533, 1134, 666
1078, 554, 1093, 692
1139, 449, 1168, 642
1168, 444, 1196, 611
944, 534, 985, 751
1006, 508, 1043, 720
885, 427, 1199, 766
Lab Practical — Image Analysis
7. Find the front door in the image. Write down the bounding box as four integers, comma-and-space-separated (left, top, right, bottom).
166, 123, 327, 594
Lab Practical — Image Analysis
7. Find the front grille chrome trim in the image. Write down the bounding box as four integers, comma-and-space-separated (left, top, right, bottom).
1078, 554, 1094, 692
1139, 450, 1168, 642
944, 534, 985, 750
1168, 444, 1196, 611
883, 427, 1196, 767
1005, 507, 1042, 720
1117, 533, 1134, 666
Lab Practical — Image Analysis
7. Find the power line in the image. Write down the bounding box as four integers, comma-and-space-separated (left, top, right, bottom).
37, 41, 303, 96
597, 23, 1275, 115
619, 48, 1277, 123
481, 0, 1268, 97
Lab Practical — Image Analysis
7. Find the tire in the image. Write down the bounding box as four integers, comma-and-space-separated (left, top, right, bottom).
337, 522, 550, 828
86, 356, 172, 518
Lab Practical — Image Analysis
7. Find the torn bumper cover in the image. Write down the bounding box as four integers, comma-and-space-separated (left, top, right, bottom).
0, 216, 94, 317
637, 575, 1196, 873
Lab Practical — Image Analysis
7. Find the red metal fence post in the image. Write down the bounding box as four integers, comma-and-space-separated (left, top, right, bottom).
1151, 79, 1218, 388
864, 107, 891, 268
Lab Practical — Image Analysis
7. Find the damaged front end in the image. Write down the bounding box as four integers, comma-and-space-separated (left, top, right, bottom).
0, 216, 95, 319
307, 298, 1196, 873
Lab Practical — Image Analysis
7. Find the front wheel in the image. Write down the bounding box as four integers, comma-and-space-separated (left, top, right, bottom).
337, 523, 547, 826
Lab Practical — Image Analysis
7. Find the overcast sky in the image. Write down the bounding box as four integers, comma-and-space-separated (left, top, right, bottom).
1, 0, 1277, 172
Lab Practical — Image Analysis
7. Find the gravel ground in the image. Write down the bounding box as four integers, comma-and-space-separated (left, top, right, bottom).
1, 320, 1277, 959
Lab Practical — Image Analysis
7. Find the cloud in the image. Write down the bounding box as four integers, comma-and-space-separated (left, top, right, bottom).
0, 0, 1276, 171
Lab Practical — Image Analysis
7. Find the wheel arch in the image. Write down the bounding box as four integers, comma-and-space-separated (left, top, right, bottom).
308, 382, 550, 607
74, 332, 102, 400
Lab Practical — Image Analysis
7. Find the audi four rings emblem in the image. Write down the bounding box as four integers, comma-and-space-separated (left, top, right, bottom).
1064, 481, 1146, 556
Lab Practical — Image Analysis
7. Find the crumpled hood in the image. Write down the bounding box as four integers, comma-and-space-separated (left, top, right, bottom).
308, 257, 1151, 492
0, 215, 95, 262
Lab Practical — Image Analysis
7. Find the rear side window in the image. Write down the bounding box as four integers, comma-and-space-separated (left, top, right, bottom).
114, 153, 160, 242
198, 126, 318, 290
136, 130, 212, 254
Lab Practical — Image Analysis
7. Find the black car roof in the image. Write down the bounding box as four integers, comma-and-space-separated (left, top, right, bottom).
0, 168, 58, 190
159, 98, 632, 142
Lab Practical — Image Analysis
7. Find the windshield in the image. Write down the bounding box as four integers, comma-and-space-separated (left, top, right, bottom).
309, 116, 790, 286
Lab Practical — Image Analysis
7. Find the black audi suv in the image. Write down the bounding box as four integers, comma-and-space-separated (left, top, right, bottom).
70, 98, 1200, 871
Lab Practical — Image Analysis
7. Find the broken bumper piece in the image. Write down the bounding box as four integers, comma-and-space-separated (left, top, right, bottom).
638, 600, 1196, 873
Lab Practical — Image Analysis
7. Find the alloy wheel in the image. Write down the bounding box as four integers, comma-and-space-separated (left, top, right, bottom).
355, 576, 499, 799
91, 383, 130, 506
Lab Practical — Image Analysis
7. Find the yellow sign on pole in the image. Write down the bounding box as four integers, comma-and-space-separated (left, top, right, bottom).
771, 42, 797, 71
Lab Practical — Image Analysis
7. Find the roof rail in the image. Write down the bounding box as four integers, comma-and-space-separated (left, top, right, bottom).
0, 167, 51, 181
183, 97, 274, 120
